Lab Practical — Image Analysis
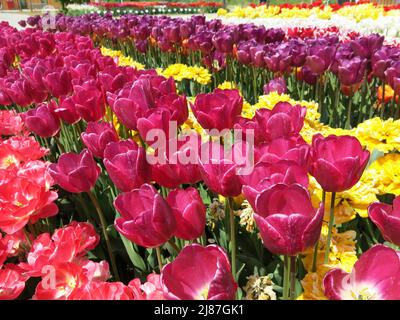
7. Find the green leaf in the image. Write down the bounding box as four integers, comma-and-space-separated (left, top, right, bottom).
366, 149, 384, 169
119, 235, 146, 271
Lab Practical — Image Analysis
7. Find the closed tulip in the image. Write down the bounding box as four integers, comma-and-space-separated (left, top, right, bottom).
72, 80, 105, 122
22, 102, 60, 138
161, 244, 237, 300
368, 196, 400, 246
324, 244, 400, 300
308, 134, 370, 192
254, 184, 324, 256
103, 140, 151, 192
166, 188, 206, 240
48, 149, 100, 193
43, 69, 72, 98
263, 77, 287, 95
114, 184, 176, 248
81, 122, 119, 158
191, 89, 242, 131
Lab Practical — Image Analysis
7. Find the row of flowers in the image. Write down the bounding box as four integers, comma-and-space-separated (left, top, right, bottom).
218, 1, 400, 22
24, 13, 400, 130
66, 1, 222, 17
1, 18, 400, 300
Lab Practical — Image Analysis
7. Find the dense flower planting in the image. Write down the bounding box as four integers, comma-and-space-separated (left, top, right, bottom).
0, 8, 400, 300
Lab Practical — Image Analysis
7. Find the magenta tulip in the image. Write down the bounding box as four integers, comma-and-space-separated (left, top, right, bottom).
53, 96, 81, 125
263, 77, 287, 95
308, 134, 370, 192
72, 80, 105, 122
254, 184, 324, 256
324, 244, 400, 300
191, 89, 243, 131
81, 122, 119, 158
161, 244, 237, 300
114, 184, 176, 248
368, 196, 400, 246
48, 149, 100, 193
241, 160, 309, 210
103, 140, 151, 192
22, 102, 60, 138
43, 69, 72, 98
166, 188, 206, 240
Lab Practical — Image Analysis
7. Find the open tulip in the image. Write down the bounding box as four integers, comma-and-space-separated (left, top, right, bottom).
323, 244, 400, 300
254, 184, 324, 256
308, 134, 370, 193
368, 196, 400, 246
81, 122, 119, 158
114, 184, 176, 248
103, 140, 151, 192
166, 188, 206, 240
263, 77, 287, 95
0, 268, 25, 300
48, 149, 100, 193
161, 244, 237, 300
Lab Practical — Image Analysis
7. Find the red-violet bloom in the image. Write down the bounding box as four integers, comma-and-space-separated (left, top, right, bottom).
308, 134, 370, 192
166, 187, 206, 240
48, 149, 100, 193
368, 196, 400, 246
323, 244, 400, 300
161, 244, 237, 300
263, 77, 287, 95
254, 184, 324, 256
103, 140, 151, 192
114, 184, 176, 248
81, 121, 119, 158
191, 89, 243, 131
22, 102, 60, 138
72, 80, 105, 122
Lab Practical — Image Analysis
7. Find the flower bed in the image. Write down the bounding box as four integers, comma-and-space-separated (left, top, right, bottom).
0, 11, 400, 300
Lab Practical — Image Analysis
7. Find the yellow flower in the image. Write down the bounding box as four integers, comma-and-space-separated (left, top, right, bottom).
187, 66, 212, 85
217, 8, 228, 16
217, 81, 237, 90
364, 153, 400, 195
355, 117, 400, 153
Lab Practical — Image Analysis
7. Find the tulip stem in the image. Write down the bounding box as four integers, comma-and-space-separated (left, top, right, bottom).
168, 239, 180, 254
156, 246, 163, 272
324, 192, 336, 264
282, 255, 290, 300
345, 94, 353, 129
87, 190, 120, 281
289, 256, 297, 300
227, 197, 237, 281
312, 190, 325, 272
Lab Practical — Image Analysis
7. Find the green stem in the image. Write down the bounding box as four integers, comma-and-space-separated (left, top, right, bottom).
324, 192, 336, 264
345, 94, 353, 129
168, 239, 181, 254
289, 255, 297, 300
87, 190, 120, 281
283, 255, 290, 300
312, 191, 326, 272
156, 246, 163, 272
229, 198, 237, 280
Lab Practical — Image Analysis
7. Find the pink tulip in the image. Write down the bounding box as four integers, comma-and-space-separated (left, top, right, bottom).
22, 102, 60, 138
114, 184, 176, 248
48, 149, 100, 193
156, 93, 188, 126
241, 160, 309, 210
198, 142, 242, 197
81, 122, 119, 158
72, 80, 105, 122
324, 244, 400, 300
43, 69, 72, 98
161, 244, 237, 300
103, 140, 151, 192
368, 196, 400, 246
53, 96, 81, 125
254, 184, 324, 256
191, 89, 243, 131
166, 188, 206, 240
308, 134, 370, 192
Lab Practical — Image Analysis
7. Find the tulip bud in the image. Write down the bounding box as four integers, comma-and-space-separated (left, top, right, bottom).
22, 102, 60, 138
81, 122, 119, 158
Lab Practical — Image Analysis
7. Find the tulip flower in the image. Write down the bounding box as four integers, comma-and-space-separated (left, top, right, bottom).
306, 45, 336, 74
337, 57, 367, 86
43, 69, 72, 98
53, 96, 81, 125
263, 77, 287, 95
72, 80, 105, 122
103, 140, 151, 192
191, 89, 243, 131
308, 134, 370, 193
81, 122, 119, 158
324, 244, 400, 300
241, 160, 309, 210
254, 183, 324, 256
22, 103, 60, 138
0, 268, 25, 300
48, 149, 100, 193
161, 244, 237, 300
114, 184, 176, 248
368, 196, 400, 246
166, 188, 206, 240
198, 142, 242, 198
